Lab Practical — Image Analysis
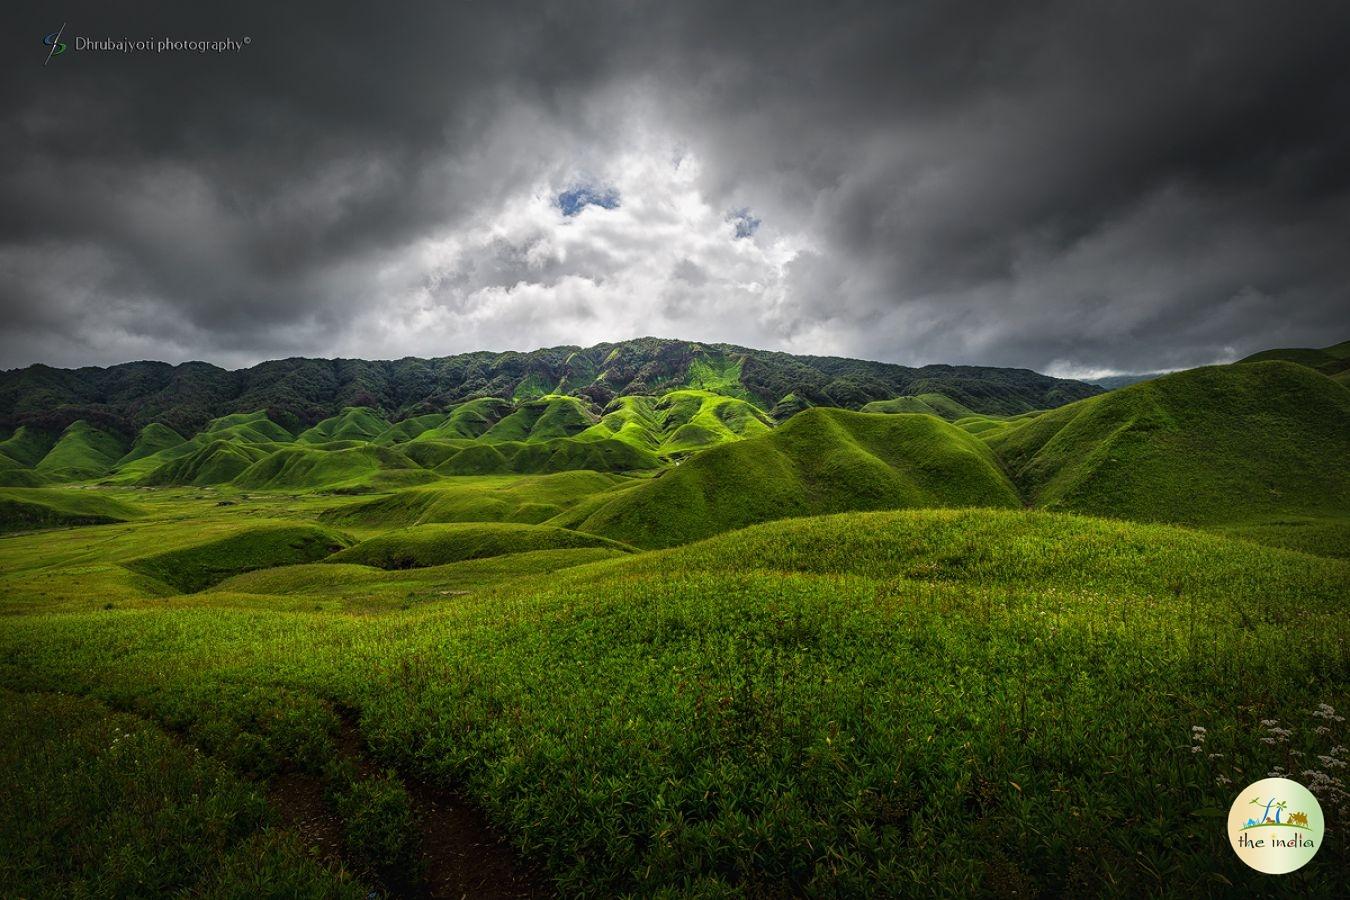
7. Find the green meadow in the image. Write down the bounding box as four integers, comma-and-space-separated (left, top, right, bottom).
1, 353, 1347, 896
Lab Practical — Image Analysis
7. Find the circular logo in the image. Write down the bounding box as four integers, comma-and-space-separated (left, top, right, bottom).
1227, 777, 1324, 874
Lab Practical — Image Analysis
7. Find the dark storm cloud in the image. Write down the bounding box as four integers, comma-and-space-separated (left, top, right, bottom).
1, 1, 1347, 373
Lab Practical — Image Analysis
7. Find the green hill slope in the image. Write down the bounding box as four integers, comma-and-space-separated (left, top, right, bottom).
320, 471, 628, 528
435, 436, 661, 475
295, 407, 390, 444
231, 445, 429, 491
408, 398, 514, 441
0, 426, 57, 468
116, 423, 186, 466
481, 396, 596, 443
201, 411, 293, 443
124, 524, 351, 592
861, 392, 976, 421
560, 408, 1020, 548
985, 361, 1350, 529
33, 421, 127, 481
140, 440, 274, 486
0, 488, 142, 534
1238, 339, 1350, 377
328, 522, 634, 569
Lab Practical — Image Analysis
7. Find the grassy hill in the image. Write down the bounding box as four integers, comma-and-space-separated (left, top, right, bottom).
481, 396, 596, 443
124, 524, 351, 592
0, 425, 57, 468
116, 423, 186, 465
328, 522, 634, 569
232, 445, 429, 491
33, 421, 127, 481
0, 487, 142, 534
140, 440, 275, 486
0, 338, 1102, 434
560, 408, 1020, 548
321, 471, 628, 528
985, 361, 1350, 532
295, 407, 391, 444
1238, 339, 1350, 378
860, 392, 976, 420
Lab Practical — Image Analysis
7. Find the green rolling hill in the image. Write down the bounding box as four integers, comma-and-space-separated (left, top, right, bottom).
0, 338, 1102, 435
861, 392, 976, 421
0, 487, 142, 534
33, 421, 127, 481
984, 361, 1350, 532
1237, 338, 1350, 378
328, 522, 634, 569
116, 423, 185, 465
557, 407, 1020, 548
295, 407, 391, 444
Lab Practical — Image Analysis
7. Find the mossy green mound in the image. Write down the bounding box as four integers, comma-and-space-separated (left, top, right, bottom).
435, 436, 661, 475
562, 407, 1020, 548
295, 407, 391, 444
861, 392, 976, 421
201, 411, 293, 443
116, 423, 186, 466
33, 421, 127, 481
0, 426, 57, 468
481, 396, 597, 443
0, 487, 142, 534
124, 524, 351, 592
986, 361, 1350, 526
328, 522, 633, 570
232, 445, 425, 491
140, 439, 274, 486
321, 471, 627, 527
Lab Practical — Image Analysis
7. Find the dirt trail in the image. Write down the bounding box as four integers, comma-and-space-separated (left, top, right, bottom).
269, 710, 547, 899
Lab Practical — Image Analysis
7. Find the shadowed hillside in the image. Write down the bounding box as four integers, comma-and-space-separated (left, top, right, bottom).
0, 338, 1101, 433
558, 408, 1020, 548
985, 361, 1350, 529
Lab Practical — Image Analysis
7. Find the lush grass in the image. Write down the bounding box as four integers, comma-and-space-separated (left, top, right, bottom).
328, 521, 634, 569
985, 361, 1350, 526
862, 392, 976, 421
563, 407, 1019, 548
482, 395, 597, 443
117, 422, 186, 465
296, 406, 391, 444
0, 424, 57, 468
1238, 339, 1350, 378
0, 507, 1345, 895
33, 420, 127, 481
233, 445, 431, 491
125, 523, 351, 592
140, 438, 275, 486
435, 435, 662, 475
0, 689, 362, 897
409, 398, 514, 441
202, 410, 294, 443
0, 486, 142, 534
320, 471, 628, 528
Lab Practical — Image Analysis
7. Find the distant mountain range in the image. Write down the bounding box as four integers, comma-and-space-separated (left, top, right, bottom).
0, 337, 1103, 434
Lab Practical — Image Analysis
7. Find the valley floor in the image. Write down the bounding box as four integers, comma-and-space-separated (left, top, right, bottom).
1, 480, 1347, 896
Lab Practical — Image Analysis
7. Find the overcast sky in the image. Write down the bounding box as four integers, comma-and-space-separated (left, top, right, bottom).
3, 2, 1348, 376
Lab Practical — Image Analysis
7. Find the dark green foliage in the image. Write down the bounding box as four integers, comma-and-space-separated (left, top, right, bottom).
328, 772, 421, 881
329, 522, 633, 569
0, 487, 141, 534
0, 338, 1101, 433
436, 436, 662, 475
0, 690, 360, 898
125, 524, 351, 592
